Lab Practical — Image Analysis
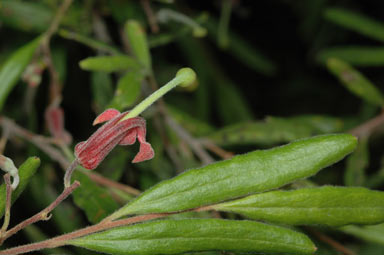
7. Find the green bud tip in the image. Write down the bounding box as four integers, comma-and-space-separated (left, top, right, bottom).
176, 67, 197, 87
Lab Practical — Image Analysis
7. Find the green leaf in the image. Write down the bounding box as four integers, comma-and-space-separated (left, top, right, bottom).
112, 134, 356, 218
0, 157, 40, 217
59, 29, 121, 55
124, 20, 152, 72
0, 0, 52, 32
206, 18, 277, 76
344, 136, 369, 186
213, 186, 384, 226
340, 223, 384, 245
0, 37, 41, 111
324, 8, 384, 42
327, 58, 384, 107
72, 171, 119, 223
91, 72, 114, 113
79, 55, 140, 73
317, 46, 384, 67
108, 72, 143, 111
208, 115, 344, 146
68, 219, 316, 255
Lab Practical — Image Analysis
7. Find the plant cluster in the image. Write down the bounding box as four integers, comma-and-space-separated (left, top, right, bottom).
1, 1, 384, 255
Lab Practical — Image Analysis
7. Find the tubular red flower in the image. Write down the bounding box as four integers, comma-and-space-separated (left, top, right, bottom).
74, 109, 154, 170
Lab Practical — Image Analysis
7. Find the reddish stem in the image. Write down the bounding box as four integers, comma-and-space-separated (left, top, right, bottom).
0, 181, 80, 245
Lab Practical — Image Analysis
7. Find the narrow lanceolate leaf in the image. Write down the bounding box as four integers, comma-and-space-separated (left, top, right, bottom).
327, 58, 384, 107
79, 55, 140, 73
124, 20, 152, 73
0, 157, 40, 217
0, 0, 52, 32
213, 186, 384, 226
208, 115, 344, 146
340, 223, 384, 245
113, 134, 356, 218
0, 37, 41, 111
109, 72, 143, 111
344, 136, 369, 186
317, 46, 384, 67
324, 8, 384, 42
68, 219, 316, 255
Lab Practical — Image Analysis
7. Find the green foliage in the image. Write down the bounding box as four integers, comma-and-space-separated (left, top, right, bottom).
326, 58, 384, 107
317, 46, 384, 67
0, 0, 52, 32
124, 20, 152, 73
345, 136, 369, 186
72, 171, 119, 223
214, 186, 384, 226
113, 134, 356, 217
3, 1, 384, 254
108, 72, 143, 111
79, 56, 140, 73
91, 72, 114, 113
0, 157, 40, 217
0, 37, 41, 111
324, 8, 384, 42
341, 224, 384, 245
68, 219, 316, 255
208, 115, 344, 146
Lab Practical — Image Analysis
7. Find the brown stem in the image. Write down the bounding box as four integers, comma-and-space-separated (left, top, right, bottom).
200, 139, 234, 160
165, 115, 214, 165
140, 0, 159, 33
0, 117, 69, 169
0, 181, 80, 245
308, 228, 356, 255
0, 174, 12, 236
41, 0, 74, 102
87, 172, 140, 196
349, 111, 384, 138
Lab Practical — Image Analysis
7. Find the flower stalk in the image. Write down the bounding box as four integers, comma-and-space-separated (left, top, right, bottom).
121, 67, 196, 121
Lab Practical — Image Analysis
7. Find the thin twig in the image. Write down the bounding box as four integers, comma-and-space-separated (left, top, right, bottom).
308, 228, 356, 255
0, 117, 69, 169
87, 172, 140, 196
0, 181, 80, 245
349, 111, 384, 138
165, 115, 214, 165
200, 138, 234, 159
0, 174, 12, 236
41, 0, 74, 102
140, 0, 159, 33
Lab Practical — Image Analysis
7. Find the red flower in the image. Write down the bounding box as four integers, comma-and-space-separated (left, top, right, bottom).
74, 109, 154, 170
